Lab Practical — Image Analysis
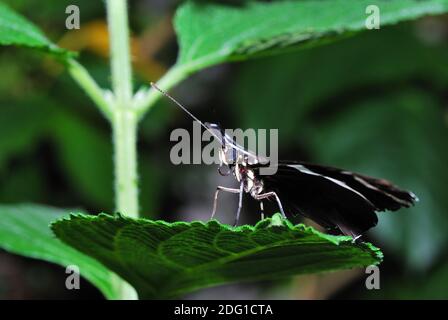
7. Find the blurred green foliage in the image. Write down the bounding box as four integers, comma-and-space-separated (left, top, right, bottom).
0, 0, 447, 299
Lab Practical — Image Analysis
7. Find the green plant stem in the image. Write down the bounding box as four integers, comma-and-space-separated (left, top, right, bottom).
134, 65, 189, 119
107, 0, 133, 105
67, 59, 112, 119
106, 0, 138, 218
106, 0, 138, 300
67, 0, 200, 301
133, 53, 221, 120
112, 110, 138, 218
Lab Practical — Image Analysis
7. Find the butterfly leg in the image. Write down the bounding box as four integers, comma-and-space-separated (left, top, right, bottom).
253, 191, 286, 219
260, 201, 265, 220
352, 234, 363, 243
233, 181, 244, 226
211, 185, 241, 220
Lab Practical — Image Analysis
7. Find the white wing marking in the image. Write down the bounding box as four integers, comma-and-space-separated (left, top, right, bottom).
287, 164, 372, 204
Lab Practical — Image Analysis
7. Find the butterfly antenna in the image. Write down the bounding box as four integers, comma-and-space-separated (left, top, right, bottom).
151, 82, 255, 158
150, 82, 206, 127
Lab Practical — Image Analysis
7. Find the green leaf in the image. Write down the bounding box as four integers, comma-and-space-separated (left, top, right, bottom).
309, 90, 448, 271
51, 213, 382, 299
175, 0, 448, 71
0, 2, 71, 58
0, 204, 119, 299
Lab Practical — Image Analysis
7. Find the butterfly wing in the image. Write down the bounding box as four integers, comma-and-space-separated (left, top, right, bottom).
298, 162, 417, 211
253, 161, 417, 238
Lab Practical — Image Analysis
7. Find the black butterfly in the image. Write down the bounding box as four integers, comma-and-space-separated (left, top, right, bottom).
152, 83, 418, 239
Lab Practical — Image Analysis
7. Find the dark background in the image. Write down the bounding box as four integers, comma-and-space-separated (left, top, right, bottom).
0, 0, 447, 299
